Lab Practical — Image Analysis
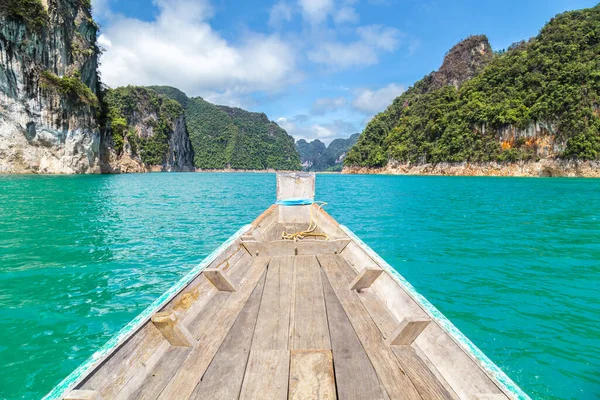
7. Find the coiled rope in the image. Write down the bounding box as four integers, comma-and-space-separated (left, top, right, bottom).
280, 201, 329, 242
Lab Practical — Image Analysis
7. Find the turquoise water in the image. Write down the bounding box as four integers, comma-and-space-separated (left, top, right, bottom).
0, 173, 598, 399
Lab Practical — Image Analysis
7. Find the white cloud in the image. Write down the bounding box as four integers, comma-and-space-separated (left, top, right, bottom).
357, 25, 401, 51
269, 1, 293, 29
277, 117, 356, 144
352, 83, 406, 114
333, 6, 359, 24
98, 0, 298, 102
298, 0, 334, 24
311, 97, 347, 115
307, 25, 401, 68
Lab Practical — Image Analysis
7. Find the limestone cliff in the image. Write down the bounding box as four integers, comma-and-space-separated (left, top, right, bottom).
0, 0, 101, 173
100, 86, 195, 173
421, 35, 494, 92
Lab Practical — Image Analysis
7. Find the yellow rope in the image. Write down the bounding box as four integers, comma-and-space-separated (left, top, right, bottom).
281, 201, 329, 242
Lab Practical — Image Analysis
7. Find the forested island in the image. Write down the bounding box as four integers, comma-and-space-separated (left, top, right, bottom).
344, 5, 600, 177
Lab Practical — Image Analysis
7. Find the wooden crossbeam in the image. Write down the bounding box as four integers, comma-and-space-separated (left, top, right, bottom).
349, 268, 383, 291
242, 239, 350, 257
151, 311, 195, 347
64, 390, 103, 400
387, 317, 431, 346
204, 268, 237, 292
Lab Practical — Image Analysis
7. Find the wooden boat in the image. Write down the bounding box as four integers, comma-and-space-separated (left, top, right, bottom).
45, 173, 529, 400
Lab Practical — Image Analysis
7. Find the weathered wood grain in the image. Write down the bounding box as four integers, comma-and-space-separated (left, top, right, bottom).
318, 254, 421, 400
239, 350, 290, 400
155, 257, 270, 400
79, 323, 166, 399
415, 323, 507, 399
289, 350, 337, 400
349, 268, 383, 290
203, 268, 237, 292
292, 255, 331, 350
334, 254, 397, 340
242, 239, 350, 257
151, 311, 195, 347
322, 272, 385, 400
124, 346, 191, 400
388, 317, 431, 346
251, 256, 294, 350
191, 271, 266, 400
391, 346, 458, 400
64, 390, 103, 400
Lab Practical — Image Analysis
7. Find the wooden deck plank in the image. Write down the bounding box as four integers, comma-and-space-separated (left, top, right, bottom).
415, 324, 507, 399
289, 350, 336, 400
322, 270, 386, 400
190, 270, 266, 400
317, 254, 421, 400
124, 346, 191, 400
292, 255, 331, 350
238, 350, 290, 400
186, 251, 253, 337
155, 257, 270, 400
79, 323, 166, 399
411, 344, 460, 399
391, 346, 458, 400
334, 255, 398, 340
251, 256, 295, 350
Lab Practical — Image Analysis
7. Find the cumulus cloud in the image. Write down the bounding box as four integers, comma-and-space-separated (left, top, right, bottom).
334, 6, 359, 24
352, 83, 406, 114
307, 25, 401, 68
298, 0, 334, 24
98, 0, 298, 101
311, 97, 347, 115
277, 117, 357, 144
269, 1, 293, 29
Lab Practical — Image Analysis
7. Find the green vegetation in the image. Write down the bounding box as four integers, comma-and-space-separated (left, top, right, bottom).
346, 5, 600, 167
297, 133, 359, 171
0, 0, 48, 32
157, 87, 301, 170
104, 86, 183, 165
149, 86, 189, 108
40, 71, 99, 108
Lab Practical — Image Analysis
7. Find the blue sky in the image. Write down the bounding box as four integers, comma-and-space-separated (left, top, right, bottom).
92, 0, 597, 143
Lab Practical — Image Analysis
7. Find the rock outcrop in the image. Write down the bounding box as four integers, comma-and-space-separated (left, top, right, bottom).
422, 35, 494, 92
0, 0, 101, 173
343, 160, 600, 178
100, 86, 195, 173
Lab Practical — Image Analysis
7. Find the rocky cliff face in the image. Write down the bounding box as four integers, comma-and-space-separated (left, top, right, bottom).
422, 35, 494, 92
101, 86, 195, 173
0, 0, 101, 173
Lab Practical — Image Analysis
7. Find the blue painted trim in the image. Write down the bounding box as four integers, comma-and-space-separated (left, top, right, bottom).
275, 198, 314, 206
42, 224, 252, 400
339, 225, 530, 400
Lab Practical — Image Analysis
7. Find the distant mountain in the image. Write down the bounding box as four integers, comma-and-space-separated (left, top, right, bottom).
346, 4, 600, 169
297, 133, 359, 171
152, 86, 301, 170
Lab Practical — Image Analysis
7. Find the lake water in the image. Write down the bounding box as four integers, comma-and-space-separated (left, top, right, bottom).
0, 173, 598, 399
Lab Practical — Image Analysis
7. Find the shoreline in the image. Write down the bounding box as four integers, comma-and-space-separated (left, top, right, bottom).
342, 159, 600, 178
